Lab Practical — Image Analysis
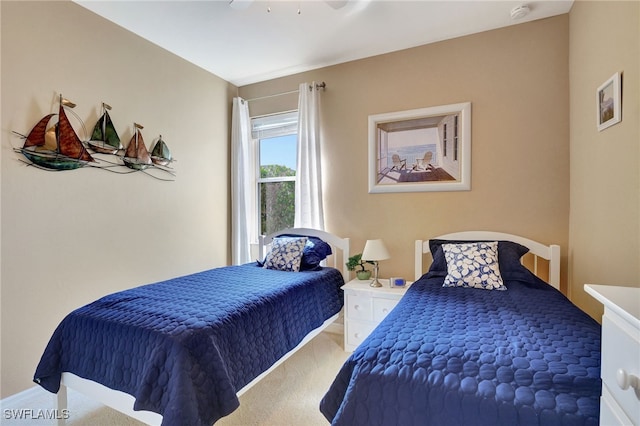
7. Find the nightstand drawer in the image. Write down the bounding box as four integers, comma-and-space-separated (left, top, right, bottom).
346, 293, 373, 321
601, 313, 640, 423
342, 279, 413, 352
373, 297, 399, 322
345, 319, 377, 349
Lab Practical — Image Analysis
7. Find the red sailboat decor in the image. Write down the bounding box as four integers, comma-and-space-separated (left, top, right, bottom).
123, 123, 153, 170
87, 102, 122, 154
14, 95, 96, 170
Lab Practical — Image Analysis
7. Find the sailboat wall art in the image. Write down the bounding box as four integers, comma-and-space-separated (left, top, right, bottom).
13, 94, 176, 181
123, 123, 152, 170
151, 135, 172, 166
87, 102, 122, 154
13, 95, 96, 170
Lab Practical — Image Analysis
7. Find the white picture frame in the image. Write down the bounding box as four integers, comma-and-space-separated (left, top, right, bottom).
368, 102, 471, 193
596, 72, 622, 132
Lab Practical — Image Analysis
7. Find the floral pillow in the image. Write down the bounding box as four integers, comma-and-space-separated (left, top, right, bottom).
442, 242, 506, 290
278, 234, 333, 270
263, 237, 308, 272
426, 239, 530, 282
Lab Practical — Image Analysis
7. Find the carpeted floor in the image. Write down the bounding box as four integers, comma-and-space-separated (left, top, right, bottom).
1, 332, 348, 426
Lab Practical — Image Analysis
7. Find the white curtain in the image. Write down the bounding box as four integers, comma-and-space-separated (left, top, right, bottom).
295, 82, 325, 230
231, 97, 255, 264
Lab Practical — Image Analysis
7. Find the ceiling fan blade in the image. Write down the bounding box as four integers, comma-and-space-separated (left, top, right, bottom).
229, 0, 352, 11
325, 0, 350, 10
228, 0, 252, 10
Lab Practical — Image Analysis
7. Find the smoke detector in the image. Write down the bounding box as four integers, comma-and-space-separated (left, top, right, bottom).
510, 5, 530, 20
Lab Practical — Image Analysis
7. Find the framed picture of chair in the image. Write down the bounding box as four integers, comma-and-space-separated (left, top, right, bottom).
368, 102, 471, 193
596, 72, 621, 132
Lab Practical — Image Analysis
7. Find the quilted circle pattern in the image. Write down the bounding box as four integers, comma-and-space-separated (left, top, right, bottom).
263, 236, 308, 272
320, 276, 601, 426
442, 242, 506, 290
35, 264, 345, 426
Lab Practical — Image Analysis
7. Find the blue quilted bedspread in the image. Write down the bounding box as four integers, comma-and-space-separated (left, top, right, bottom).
320, 275, 601, 426
34, 263, 344, 425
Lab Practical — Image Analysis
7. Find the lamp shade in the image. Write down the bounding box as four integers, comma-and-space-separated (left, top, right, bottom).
362, 239, 390, 261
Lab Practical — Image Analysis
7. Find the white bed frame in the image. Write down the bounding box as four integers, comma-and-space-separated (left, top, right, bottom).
258, 227, 351, 279
55, 228, 350, 426
415, 231, 560, 290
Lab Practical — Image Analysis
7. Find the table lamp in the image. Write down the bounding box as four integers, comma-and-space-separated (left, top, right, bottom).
362, 239, 390, 287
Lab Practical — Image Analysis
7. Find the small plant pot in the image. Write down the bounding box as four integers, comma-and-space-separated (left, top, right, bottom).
356, 270, 372, 280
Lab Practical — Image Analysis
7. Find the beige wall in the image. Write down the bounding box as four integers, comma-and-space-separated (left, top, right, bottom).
568, 1, 640, 319
3, 0, 637, 402
1, 1, 234, 397
240, 16, 571, 292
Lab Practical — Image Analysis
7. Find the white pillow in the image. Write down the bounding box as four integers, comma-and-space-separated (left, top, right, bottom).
263, 237, 308, 272
442, 242, 506, 290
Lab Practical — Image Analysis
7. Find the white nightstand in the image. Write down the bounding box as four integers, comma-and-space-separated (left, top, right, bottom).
585, 284, 640, 426
342, 278, 412, 352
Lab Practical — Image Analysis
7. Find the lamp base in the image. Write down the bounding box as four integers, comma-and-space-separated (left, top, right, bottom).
370, 261, 383, 287
369, 279, 383, 288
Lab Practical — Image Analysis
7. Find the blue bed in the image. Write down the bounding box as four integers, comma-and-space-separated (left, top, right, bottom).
33, 228, 349, 426
321, 232, 601, 426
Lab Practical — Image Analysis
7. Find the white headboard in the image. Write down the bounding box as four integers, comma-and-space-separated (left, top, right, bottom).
415, 231, 561, 290
258, 227, 351, 281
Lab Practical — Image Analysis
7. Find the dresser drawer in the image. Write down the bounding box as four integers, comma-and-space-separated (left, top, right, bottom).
601, 383, 634, 426
345, 319, 377, 349
346, 293, 373, 321
373, 297, 399, 322
602, 313, 640, 424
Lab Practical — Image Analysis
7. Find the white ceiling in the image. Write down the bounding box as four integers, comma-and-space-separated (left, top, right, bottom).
75, 0, 573, 87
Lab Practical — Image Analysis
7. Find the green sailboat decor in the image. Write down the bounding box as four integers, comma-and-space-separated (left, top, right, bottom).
14, 95, 95, 170
123, 123, 152, 170
150, 135, 172, 166
87, 102, 122, 154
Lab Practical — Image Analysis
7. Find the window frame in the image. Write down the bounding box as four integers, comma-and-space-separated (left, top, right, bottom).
252, 110, 299, 236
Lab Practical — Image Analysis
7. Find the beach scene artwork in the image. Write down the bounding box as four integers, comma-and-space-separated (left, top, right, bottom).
389, 143, 438, 170
376, 122, 455, 185
368, 102, 471, 193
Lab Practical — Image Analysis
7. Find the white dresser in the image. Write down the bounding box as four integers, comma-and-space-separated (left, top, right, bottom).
585, 284, 640, 425
342, 278, 411, 352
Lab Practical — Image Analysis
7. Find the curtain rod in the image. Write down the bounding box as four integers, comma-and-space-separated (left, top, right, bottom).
246, 82, 326, 102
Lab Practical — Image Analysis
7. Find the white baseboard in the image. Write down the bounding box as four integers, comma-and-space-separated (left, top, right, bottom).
0, 386, 48, 407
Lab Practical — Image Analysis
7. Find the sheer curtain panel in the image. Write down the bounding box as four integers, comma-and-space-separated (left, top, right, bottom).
295, 82, 325, 230
231, 97, 255, 264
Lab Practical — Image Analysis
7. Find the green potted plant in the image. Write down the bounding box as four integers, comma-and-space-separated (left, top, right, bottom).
346, 253, 374, 280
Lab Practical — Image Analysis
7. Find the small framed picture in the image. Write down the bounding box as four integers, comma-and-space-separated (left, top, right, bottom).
596, 72, 621, 132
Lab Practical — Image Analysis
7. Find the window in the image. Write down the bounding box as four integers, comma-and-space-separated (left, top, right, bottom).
454, 115, 459, 161
443, 123, 448, 157
252, 112, 298, 235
